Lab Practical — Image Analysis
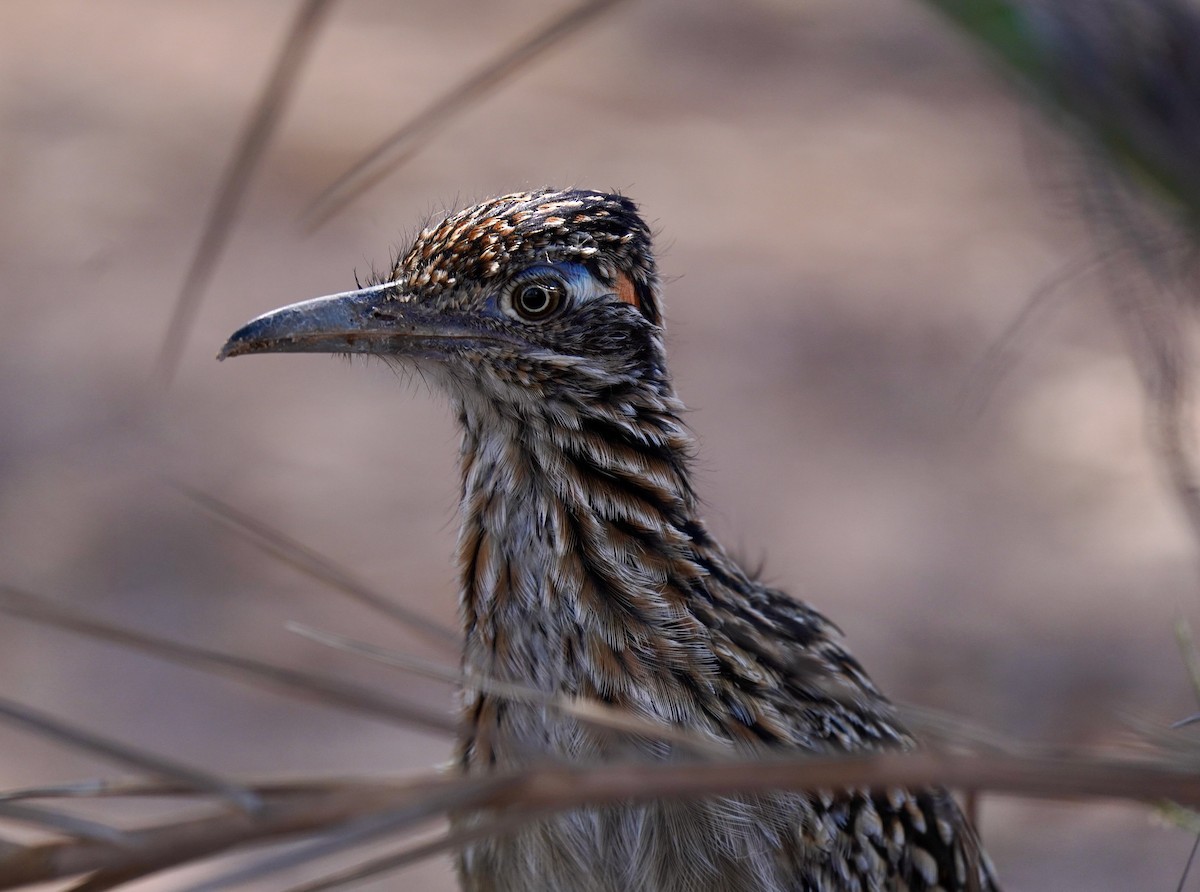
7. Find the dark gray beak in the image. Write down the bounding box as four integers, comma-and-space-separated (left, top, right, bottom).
219, 282, 471, 361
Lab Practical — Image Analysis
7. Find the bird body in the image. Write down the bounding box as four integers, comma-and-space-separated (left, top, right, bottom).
222, 189, 998, 891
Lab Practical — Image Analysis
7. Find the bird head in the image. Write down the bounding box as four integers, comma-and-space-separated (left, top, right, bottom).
220, 190, 670, 417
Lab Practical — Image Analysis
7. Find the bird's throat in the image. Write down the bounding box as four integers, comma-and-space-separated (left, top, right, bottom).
453, 396, 709, 706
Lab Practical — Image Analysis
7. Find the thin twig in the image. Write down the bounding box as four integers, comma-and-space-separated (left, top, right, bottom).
5, 749, 1200, 889
1178, 829, 1200, 892
156, 0, 338, 385
956, 248, 1111, 420
0, 698, 259, 813
300, 0, 630, 228
289, 622, 730, 756
179, 485, 460, 653
0, 778, 454, 890
174, 776, 516, 892
281, 809, 536, 892
0, 802, 130, 846
0, 587, 457, 737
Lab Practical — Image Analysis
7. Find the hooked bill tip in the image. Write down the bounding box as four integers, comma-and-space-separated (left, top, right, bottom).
217, 319, 273, 360
216, 285, 404, 363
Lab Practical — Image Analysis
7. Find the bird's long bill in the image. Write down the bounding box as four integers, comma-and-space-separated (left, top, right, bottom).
219, 282, 440, 360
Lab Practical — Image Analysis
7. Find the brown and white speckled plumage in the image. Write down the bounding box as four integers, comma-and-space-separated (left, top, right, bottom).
222, 189, 999, 891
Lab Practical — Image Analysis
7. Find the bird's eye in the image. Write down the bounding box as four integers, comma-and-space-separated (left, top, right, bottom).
512, 280, 564, 321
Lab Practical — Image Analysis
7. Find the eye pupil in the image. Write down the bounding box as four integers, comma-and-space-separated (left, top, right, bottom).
515, 282, 561, 319
522, 286, 549, 312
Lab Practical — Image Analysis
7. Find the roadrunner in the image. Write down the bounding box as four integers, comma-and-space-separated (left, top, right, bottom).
221, 189, 998, 891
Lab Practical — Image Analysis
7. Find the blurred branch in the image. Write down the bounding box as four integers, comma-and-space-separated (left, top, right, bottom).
277, 813, 525, 892
156, 0, 338, 385
0, 775, 477, 890
0, 803, 128, 847
172, 776, 516, 892
957, 248, 1109, 416
0, 587, 457, 737
3, 746, 1200, 888
179, 485, 460, 653
300, 0, 631, 229
0, 698, 258, 813
289, 621, 731, 757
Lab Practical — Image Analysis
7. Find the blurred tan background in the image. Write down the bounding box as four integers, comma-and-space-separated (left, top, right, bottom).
2, 0, 1198, 888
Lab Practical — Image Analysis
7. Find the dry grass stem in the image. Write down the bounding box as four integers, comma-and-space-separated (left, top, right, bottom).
0, 587, 457, 738
299, 0, 630, 228
156, 0, 338, 384
288, 622, 730, 757
3, 747, 1200, 889
0, 698, 258, 813
181, 487, 459, 653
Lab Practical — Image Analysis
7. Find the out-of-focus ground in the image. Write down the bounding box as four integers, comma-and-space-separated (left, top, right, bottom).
1, 0, 1197, 888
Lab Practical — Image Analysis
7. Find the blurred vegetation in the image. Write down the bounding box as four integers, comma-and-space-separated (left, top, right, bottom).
924, 0, 1200, 220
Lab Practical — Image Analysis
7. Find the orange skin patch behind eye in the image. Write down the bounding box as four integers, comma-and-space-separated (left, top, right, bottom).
615, 273, 641, 312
